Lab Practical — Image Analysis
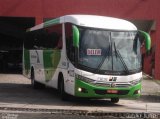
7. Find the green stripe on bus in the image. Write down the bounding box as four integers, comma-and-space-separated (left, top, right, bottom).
43, 50, 61, 82
139, 30, 151, 51
44, 18, 60, 28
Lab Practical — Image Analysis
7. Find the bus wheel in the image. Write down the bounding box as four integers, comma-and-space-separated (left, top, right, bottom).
111, 98, 119, 103
58, 76, 69, 101
31, 69, 43, 89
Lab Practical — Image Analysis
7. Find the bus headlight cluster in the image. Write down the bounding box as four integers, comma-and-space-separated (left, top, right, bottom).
75, 74, 93, 83
78, 87, 82, 92
130, 78, 142, 86
77, 87, 88, 93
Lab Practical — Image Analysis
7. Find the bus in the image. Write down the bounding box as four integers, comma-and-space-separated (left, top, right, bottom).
23, 15, 151, 103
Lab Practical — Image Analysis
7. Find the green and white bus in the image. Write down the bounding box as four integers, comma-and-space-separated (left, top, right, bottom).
23, 15, 151, 103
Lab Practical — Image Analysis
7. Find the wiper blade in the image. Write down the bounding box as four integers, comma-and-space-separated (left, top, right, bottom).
113, 42, 129, 73
94, 41, 111, 73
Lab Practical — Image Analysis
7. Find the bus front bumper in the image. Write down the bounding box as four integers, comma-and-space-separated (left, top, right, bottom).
75, 79, 141, 99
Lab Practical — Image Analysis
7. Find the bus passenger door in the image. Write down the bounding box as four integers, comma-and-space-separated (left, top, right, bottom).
65, 41, 76, 95
65, 24, 76, 95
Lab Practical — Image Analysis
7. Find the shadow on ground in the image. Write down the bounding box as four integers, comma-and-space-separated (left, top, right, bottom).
0, 83, 123, 107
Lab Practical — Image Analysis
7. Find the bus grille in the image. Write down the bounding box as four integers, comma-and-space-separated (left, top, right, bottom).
76, 75, 131, 88
90, 82, 131, 88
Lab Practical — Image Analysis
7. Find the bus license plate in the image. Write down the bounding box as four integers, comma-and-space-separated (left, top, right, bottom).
107, 90, 118, 94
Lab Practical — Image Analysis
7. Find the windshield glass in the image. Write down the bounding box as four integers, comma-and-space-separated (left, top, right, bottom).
78, 27, 141, 75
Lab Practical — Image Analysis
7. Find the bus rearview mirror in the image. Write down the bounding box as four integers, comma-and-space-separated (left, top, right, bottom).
73, 25, 79, 48
139, 30, 151, 51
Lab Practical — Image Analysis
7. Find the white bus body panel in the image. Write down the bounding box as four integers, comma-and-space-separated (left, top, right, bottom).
60, 15, 137, 31
30, 50, 45, 83
79, 69, 142, 83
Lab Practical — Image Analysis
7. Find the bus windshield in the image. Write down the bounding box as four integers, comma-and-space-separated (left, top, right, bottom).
78, 27, 141, 75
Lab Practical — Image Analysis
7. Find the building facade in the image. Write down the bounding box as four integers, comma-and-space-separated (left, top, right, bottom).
0, 0, 160, 79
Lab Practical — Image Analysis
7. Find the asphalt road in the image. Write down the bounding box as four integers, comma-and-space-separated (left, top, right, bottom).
0, 74, 159, 119
1, 113, 159, 119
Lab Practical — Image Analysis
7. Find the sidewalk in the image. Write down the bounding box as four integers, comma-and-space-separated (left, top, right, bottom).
139, 74, 160, 103
0, 74, 159, 114
142, 74, 160, 96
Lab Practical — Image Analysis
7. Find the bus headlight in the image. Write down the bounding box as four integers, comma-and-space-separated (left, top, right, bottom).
77, 87, 88, 93
78, 87, 82, 92
75, 74, 93, 83
130, 78, 142, 86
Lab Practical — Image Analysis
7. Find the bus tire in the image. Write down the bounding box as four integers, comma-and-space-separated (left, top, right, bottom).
31, 69, 43, 89
58, 74, 69, 101
111, 98, 119, 103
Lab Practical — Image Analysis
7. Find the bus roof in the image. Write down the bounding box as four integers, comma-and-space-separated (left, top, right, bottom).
28, 15, 137, 31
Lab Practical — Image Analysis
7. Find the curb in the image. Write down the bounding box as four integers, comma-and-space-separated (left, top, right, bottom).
0, 107, 160, 118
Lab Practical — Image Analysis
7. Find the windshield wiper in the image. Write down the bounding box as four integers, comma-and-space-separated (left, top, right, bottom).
94, 41, 112, 73
113, 42, 129, 74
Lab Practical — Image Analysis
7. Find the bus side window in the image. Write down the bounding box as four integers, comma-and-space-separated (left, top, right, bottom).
44, 24, 62, 49
25, 24, 63, 50
32, 30, 42, 49
46, 32, 59, 49
25, 31, 36, 50
65, 23, 75, 64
